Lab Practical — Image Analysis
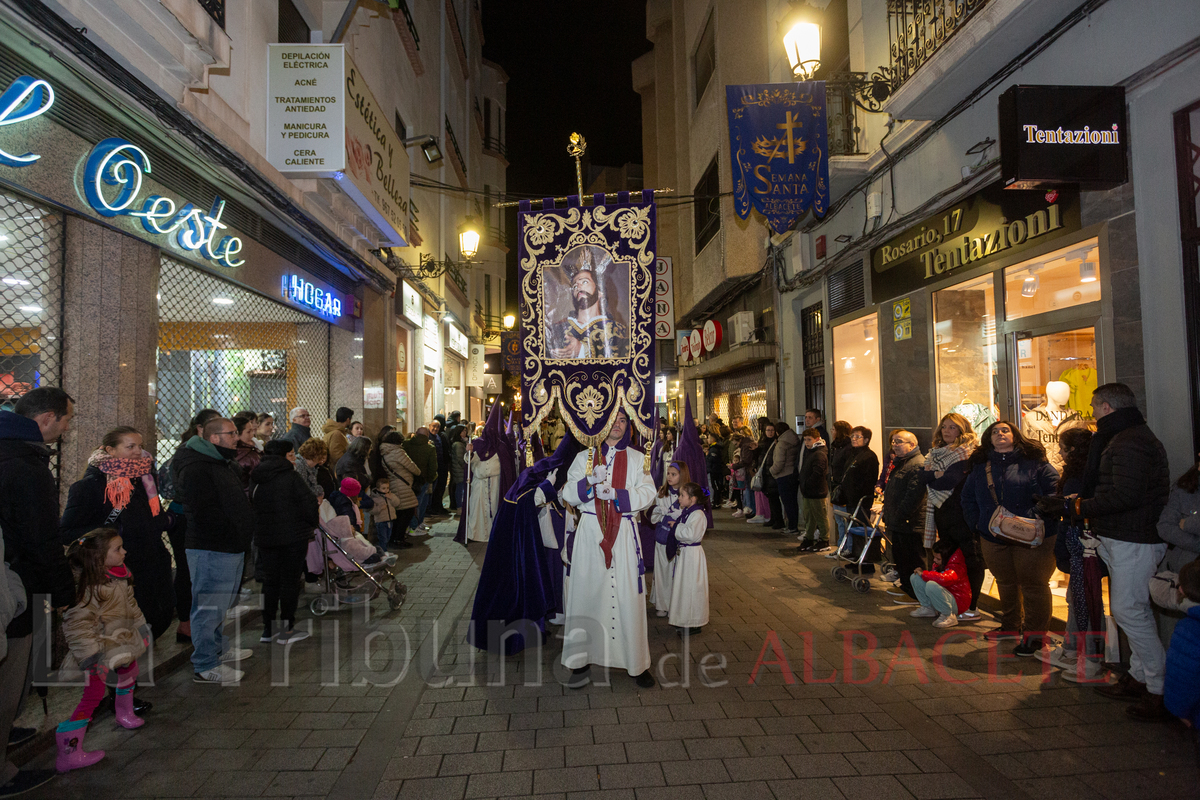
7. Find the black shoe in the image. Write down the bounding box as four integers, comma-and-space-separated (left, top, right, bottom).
0, 768, 55, 797
809, 540, 830, 553
567, 666, 590, 690
396, 540, 415, 549
634, 670, 656, 688
1013, 637, 1044, 658
6, 727, 36, 748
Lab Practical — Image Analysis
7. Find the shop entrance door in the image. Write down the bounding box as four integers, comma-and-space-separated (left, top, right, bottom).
1006, 323, 1100, 466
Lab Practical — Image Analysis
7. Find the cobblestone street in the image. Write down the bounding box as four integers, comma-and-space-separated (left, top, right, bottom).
20, 513, 1200, 800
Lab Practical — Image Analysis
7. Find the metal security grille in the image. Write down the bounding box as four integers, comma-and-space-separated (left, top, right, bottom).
0, 191, 63, 407
708, 366, 767, 429
154, 256, 329, 460
828, 261, 865, 320
801, 302, 826, 416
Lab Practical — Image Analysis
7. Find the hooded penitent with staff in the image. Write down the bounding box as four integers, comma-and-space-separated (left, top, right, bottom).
455, 402, 517, 546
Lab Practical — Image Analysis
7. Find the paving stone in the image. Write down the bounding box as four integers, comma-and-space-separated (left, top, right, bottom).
700, 780, 775, 800
832, 775, 917, 800
739, 734, 804, 756
616, 706, 674, 724
417, 733, 479, 755
703, 718, 765, 738
439, 750, 505, 776
782, 753, 858, 778
631, 787, 705, 800
533, 766, 602, 794
465, 770, 533, 798
565, 708, 622, 727
661, 758, 730, 785
721, 755, 794, 782
477, 730, 536, 751
682, 737, 749, 760
396, 775, 469, 800
504, 747, 565, 771
647, 721, 707, 740
625, 740, 688, 763
565, 742, 629, 766
453, 714, 512, 733
592, 723, 651, 744
896, 772, 982, 799
767, 778, 848, 800
262, 770, 341, 796
512, 711, 566, 730
598, 762, 666, 789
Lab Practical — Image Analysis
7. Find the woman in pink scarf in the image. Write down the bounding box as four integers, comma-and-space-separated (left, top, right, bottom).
60, 427, 177, 641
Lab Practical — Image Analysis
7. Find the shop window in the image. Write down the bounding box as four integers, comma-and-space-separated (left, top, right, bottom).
693, 12, 716, 106
278, 0, 310, 43
1003, 239, 1101, 321
396, 326, 409, 433
832, 314, 881, 460
709, 366, 767, 428
694, 156, 721, 254
155, 256, 329, 460
933, 273, 998, 436
0, 192, 63, 409
1017, 328, 1097, 423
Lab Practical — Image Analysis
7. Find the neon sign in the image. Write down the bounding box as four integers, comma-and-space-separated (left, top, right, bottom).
282, 274, 342, 317
0, 76, 55, 167
83, 138, 245, 268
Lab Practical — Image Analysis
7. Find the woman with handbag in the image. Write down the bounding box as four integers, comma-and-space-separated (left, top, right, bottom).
961, 420, 1059, 656
371, 432, 421, 548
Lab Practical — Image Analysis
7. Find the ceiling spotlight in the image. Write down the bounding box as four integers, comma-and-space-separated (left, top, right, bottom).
1079, 262, 1097, 283
863, 322, 874, 342
212, 297, 234, 305
3, 276, 30, 286
18, 305, 41, 312
1021, 274, 1039, 298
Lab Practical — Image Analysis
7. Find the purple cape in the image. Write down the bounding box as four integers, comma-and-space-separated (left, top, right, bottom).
467, 433, 583, 654
674, 396, 713, 526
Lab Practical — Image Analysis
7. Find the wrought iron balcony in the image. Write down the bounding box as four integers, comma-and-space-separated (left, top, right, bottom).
825, 76, 865, 156
887, 0, 992, 91
445, 259, 467, 296
483, 136, 508, 159
395, 0, 420, 50
197, 0, 224, 29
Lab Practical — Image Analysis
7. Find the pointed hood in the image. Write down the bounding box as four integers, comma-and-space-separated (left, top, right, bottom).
473, 400, 506, 461
674, 397, 712, 525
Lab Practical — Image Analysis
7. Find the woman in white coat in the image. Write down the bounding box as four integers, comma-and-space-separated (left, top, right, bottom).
649, 461, 689, 617
668, 482, 710, 635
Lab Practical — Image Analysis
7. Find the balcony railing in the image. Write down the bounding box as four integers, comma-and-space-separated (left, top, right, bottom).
446, 259, 467, 296
396, 0, 420, 50
825, 76, 865, 156
482, 136, 508, 159
445, 115, 467, 179
197, 0, 225, 29
887, 0, 991, 91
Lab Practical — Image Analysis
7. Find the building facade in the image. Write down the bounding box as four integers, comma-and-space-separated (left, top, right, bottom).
636, 0, 1200, 476
0, 0, 505, 486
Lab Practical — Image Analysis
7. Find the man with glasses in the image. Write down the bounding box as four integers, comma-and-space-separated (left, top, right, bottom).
174, 418, 256, 685
281, 407, 313, 453
882, 430, 927, 603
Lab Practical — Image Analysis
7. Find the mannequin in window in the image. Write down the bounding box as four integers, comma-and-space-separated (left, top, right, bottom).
1021, 380, 1081, 470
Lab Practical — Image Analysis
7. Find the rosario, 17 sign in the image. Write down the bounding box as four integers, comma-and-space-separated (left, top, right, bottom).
726, 83, 829, 234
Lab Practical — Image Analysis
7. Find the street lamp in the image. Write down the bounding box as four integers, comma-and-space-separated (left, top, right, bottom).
782, 4, 821, 80
503, 313, 515, 329
458, 216, 481, 260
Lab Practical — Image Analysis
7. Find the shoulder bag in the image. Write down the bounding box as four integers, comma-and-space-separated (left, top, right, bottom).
985, 462, 1046, 546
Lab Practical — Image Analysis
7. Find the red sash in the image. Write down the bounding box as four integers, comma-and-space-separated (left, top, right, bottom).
597, 449, 627, 569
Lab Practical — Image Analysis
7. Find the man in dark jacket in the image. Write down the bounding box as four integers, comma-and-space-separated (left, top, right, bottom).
446, 412, 465, 511
250, 440, 318, 644
796, 429, 832, 553
1059, 383, 1170, 720
804, 409, 830, 447
770, 424, 802, 533
0, 388, 74, 796
280, 407, 312, 453
882, 429, 927, 600
428, 417, 450, 517
403, 428, 439, 533
175, 417, 255, 685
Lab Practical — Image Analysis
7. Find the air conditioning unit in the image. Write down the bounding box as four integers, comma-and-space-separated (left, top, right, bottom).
730, 311, 756, 346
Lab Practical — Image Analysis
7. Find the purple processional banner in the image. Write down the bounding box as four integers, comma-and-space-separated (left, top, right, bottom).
726, 82, 830, 233
518, 191, 656, 454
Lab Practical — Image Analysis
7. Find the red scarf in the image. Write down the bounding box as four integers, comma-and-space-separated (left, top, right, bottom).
597, 448, 627, 569
88, 449, 161, 516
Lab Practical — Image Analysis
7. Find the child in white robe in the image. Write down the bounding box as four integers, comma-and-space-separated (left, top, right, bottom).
649, 462, 689, 617
668, 482, 710, 634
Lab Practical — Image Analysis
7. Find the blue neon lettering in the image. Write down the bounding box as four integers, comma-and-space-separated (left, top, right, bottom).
284, 274, 341, 318
0, 76, 55, 167
84, 138, 246, 268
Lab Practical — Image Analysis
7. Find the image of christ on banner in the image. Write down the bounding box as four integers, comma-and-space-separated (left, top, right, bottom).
542, 244, 631, 360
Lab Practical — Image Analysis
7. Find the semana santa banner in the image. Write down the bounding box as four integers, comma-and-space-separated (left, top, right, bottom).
726, 82, 830, 233
517, 191, 656, 450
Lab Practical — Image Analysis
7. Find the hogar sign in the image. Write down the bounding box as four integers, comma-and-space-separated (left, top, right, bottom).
84, 138, 245, 268
282, 275, 342, 318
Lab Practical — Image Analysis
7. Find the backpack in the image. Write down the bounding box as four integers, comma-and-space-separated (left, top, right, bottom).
157, 456, 176, 503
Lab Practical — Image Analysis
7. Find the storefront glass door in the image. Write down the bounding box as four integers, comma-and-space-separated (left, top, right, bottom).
1009, 325, 1098, 467
832, 313, 882, 461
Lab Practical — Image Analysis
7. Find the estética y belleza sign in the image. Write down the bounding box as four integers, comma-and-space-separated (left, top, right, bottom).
870, 183, 1080, 302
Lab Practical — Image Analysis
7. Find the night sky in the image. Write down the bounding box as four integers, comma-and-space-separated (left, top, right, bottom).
481, 0, 653, 313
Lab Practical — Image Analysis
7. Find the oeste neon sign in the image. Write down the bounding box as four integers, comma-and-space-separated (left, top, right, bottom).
84, 138, 245, 268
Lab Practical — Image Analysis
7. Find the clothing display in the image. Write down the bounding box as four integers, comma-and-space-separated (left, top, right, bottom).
1021, 404, 1083, 471
949, 402, 997, 437
1059, 365, 1097, 416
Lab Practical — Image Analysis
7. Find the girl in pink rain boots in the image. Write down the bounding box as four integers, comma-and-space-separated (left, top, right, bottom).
56, 528, 151, 772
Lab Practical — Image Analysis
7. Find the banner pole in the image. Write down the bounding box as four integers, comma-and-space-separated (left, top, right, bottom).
567, 132, 587, 198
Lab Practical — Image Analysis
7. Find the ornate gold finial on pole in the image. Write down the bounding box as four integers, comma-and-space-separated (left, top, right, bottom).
567, 132, 587, 198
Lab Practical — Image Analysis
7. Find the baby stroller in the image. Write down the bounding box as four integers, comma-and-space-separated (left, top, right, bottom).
307, 518, 407, 616
830, 497, 892, 594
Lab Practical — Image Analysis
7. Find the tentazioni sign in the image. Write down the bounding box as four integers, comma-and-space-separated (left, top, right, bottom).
870, 183, 1080, 302
999, 85, 1128, 190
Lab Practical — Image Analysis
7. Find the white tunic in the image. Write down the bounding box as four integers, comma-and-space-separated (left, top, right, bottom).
466, 452, 500, 543
668, 510, 710, 628
560, 445, 656, 675
649, 492, 682, 613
